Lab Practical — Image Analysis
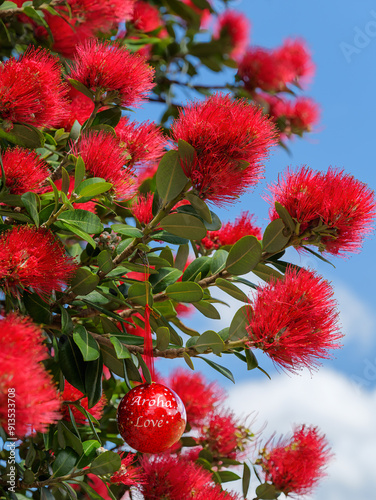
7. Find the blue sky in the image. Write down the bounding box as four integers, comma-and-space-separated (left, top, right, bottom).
133, 2, 376, 498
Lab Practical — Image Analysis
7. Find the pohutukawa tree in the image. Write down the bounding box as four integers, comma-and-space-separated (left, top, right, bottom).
0, 1, 374, 500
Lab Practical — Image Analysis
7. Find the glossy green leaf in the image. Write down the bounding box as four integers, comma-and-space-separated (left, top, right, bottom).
195, 330, 225, 354
92, 107, 122, 128
210, 249, 228, 274
193, 300, 220, 319
242, 463, 251, 498
68, 78, 94, 100
97, 250, 113, 274
110, 337, 131, 359
275, 202, 296, 232
70, 268, 100, 296
226, 236, 262, 275
100, 344, 125, 378
245, 347, 258, 370
52, 447, 79, 477
161, 213, 207, 240
255, 483, 280, 499
74, 156, 86, 190
76, 440, 101, 469
151, 230, 189, 245
136, 352, 152, 384
228, 305, 252, 341
183, 352, 195, 370
156, 150, 188, 202
184, 192, 212, 223
217, 470, 241, 483
60, 422, 83, 456
85, 354, 103, 408
156, 327, 170, 350
90, 451, 121, 476
149, 267, 182, 293
111, 224, 143, 238
78, 181, 112, 198
178, 139, 196, 166
197, 356, 235, 383
174, 243, 189, 270
0, 123, 45, 148
128, 281, 153, 306
61, 167, 70, 195
23, 291, 51, 324
58, 221, 97, 248
58, 209, 103, 234
215, 278, 249, 302
58, 335, 86, 393
73, 325, 100, 361
262, 218, 291, 253
21, 192, 39, 227
182, 256, 211, 281
252, 263, 284, 282
166, 281, 203, 302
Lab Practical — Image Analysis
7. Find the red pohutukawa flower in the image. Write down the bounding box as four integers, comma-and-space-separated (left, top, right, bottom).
116, 117, 166, 167
71, 131, 134, 199
70, 39, 154, 107
214, 10, 250, 60
0, 46, 69, 128
171, 94, 277, 204
202, 211, 262, 250
0, 226, 77, 299
267, 167, 376, 256
168, 369, 224, 427
2, 147, 50, 195
196, 486, 242, 500
61, 381, 106, 425
197, 409, 250, 460
140, 454, 215, 500
276, 38, 315, 86
131, 193, 154, 225
247, 267, 342, 372
58, 83, 96, 130
257, 425, 331, 497
110, 453, 145, 486
263, 95, 320, 134
0, 314, 60, 437
131, 0, 166, 33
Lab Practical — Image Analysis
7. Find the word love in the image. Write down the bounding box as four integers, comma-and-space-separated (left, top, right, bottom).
117, 382, 187, 453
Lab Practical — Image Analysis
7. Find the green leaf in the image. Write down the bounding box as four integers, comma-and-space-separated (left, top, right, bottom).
228, 305, 252, 341
61, 167, 70, 195
136, 352, 152, 384
90, 451, 121, 476
198, 356, 235, 383
195, 330, 225, 354
85, 354, 103, 408
111, 224, 144, 238
156, 150, 188, 202
166, 281, 203, 303
74, 156, 86, 190
21, 192, 39, 227
60, 306, 74, 335
182, 256, 211, 281
0, 1, 17, 9
301, 245, 336, 268
242, 462, 251, 498
184, 192, 212, 223
57, 221, 97, 248
73, 325, 100, 361
70, 268, 99, 296
252, 263, 284, 282
178, 139, 196, 166
59, 335, 86, 393
217, 470, 241, 483
58, 209, 103, 234
255, 483, 280, 499
183, 352, 195, 370
101, 344, 125, 378
159, 246, 174, 266
156, 327, 170, 350
0, 123, 45, 148
210, 249, 228, 274
174, 243, 189, 270
193, 300, 220, 319
151, 230, 189, 245
215, 278, 249, 303
161, 213, 207, 240
68, 78, 94, 100
110, 337, 131, 359
262, 218, 291, 253
97, 250, 113, 274
128, 281, 153, 306
23, 291, 51, 324
226, 236, 262, 275
78, 181, 112, 198
60, 422, 83, 456
77, 440, 101, 469
52, 448, 79, 477
274, 202, 296, 232
245, 347, 258, 370
40, 488, 55, 500
92, 107, 122, 128
149, 267, 183, 293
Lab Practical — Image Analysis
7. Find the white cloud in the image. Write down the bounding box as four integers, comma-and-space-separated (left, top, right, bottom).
226, 368, 376, 500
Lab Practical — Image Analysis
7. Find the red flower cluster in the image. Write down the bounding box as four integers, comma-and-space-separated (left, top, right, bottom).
130, 0, 167, 34
171, 94, 277, 205
131, 193, 154, 225
110, 452, 145, 486
247, 267, 342, 372
61, 381, 106, 424
70, 39, 154, 107
2, 147, 50, 195
202, 211, 262, 250
257, 425, 331, 497
268, 166, 376, 256
0, 314, 60, 437
214, 10, 250, 60
0, 46, 69, 128
36, 0, 135, 58
264, 95, 320, 134
58, 83, 95, 131
167, 369, 224, 427
238, 38, 314, 92
116, 117, 166, 167
0, 226, 77, 299
72, 131, 134, 199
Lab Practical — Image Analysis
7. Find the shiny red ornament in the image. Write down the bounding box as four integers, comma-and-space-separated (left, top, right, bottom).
117, 383, 186, 453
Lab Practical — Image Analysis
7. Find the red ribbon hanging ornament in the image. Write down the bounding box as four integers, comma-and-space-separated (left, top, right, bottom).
117, 259, 186, 453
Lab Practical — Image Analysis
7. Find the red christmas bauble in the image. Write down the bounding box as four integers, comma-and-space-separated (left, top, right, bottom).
117, 382, 187, 453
